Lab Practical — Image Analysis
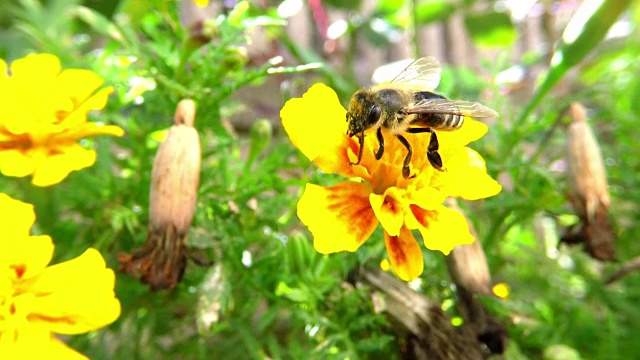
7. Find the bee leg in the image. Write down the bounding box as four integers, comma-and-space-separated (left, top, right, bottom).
426, 131, 444, 171
406, 127, 444, 171
395, 134, 414, 179
374, 127, 385, 160
350, 132, 365, 166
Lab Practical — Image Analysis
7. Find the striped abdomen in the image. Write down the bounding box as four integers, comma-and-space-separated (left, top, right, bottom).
410, 91, 465, 130
435, 113, 464, 130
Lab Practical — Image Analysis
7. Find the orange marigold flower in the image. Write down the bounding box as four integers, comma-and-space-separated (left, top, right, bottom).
0, 53, 124, 187
0, 193, 121, 359
281, 83, 501, 281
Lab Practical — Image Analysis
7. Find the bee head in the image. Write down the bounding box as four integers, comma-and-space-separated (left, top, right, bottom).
346, 90, 381, 138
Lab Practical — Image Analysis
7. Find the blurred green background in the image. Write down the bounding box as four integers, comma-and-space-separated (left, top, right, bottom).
1, 0, 639, 359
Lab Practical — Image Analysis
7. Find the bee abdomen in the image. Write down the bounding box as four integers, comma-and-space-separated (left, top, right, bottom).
442, 114, 464, 130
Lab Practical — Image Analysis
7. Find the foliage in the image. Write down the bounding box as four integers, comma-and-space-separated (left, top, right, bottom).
1, 0, 639, 359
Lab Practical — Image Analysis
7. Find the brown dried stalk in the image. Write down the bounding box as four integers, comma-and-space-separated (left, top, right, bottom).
355, 267, 486, 360
445, 199, 508, 356
352, 200, 508, 359
119, 99, 202, 290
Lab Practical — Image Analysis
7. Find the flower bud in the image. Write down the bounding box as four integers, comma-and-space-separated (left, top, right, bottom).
286, 232, 314, 276
563, 102, 615, 260
119, 99, 203, 289
566, 103, 610, 218
220, 45, 249, 73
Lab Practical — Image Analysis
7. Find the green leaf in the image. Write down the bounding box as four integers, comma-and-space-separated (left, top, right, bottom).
463, 11, 515, 48
415, 0, 456, 24
70, 5, 127, 45
377, 0, 405, 15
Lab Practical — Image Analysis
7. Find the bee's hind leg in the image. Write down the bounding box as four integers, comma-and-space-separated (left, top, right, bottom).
375, 127, 385, 160
395, 134, 414, 179
427, 131, 444, 171
406, 128, 444, 171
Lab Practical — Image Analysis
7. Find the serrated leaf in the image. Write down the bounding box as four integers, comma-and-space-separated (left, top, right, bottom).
463, 11, 516, 48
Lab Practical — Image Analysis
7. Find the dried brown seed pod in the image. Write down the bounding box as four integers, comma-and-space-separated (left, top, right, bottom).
119, 99, 202, 289
562, 103, 615, 261
566, 103, 610, 220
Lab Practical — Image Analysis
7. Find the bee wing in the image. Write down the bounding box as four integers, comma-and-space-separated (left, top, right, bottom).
406, 99, 498, 118
372, 57, 441, 90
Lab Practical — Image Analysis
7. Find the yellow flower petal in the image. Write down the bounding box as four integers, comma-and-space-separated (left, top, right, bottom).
384, 227, 424, 281
58, 86, 115, 130
403, 182, 445, 211
436, 118, 488, 148
0, 194, 53, 280
369, 187, 404, 236
56, 69, 104, 103
50, 337, 89, 360
53, 122, 124, 142
0, 58, 7, 79
0, 326, 51, 360
2, 235, 54, 280
31, 144, 97, 187
28, 249, 121, 334
0, 193, 36, 240
434, 147, 502, 200
281, 83, 357, 177
297, 182, 378, 253
0, 328, 88, 360
0, 149, 36, 177
10, 53, 61, 84
410, 205, 475, 255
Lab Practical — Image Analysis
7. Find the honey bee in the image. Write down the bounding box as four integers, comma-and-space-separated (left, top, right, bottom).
346, 57, 498, 178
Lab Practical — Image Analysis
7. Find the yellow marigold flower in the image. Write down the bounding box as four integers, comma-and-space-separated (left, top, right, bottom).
0, 53, 124, 187
492, 282, 510, 300
281, 83, 501, 281
0, 193, 121, 359
379, 258, 391, 272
